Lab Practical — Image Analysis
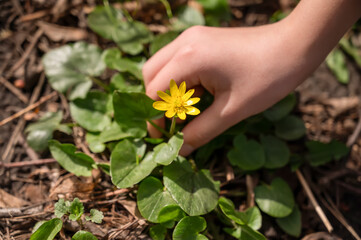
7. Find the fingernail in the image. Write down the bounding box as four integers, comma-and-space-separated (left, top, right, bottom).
180, 143, 195, 156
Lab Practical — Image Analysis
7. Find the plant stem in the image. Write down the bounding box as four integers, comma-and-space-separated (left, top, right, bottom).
148, 120, 171, 138
169, 117, 176, 136
159, 0, 173, 18
90, 76, 111, 92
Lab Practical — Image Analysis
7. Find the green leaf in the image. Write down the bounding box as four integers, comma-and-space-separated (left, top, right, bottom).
150, 31, 179, 56
85, 209, 104, 224
54, 198, 69, 218
173, 216, 207, 240
88, 6, 152, 55
32, 221, 46, 234
218, 197, 262, 230
72, 231, 98, 240
263, 94, 296, 122
276, 205, 301, 237
137, 176, 177, 223
172, 6, 205, 31
227, 134, 265, 171
68, 198, 84, 221
85, 132, 106, 153
70, 91, 112, 132
103, 48, 145, 80
223, 225, 266, 240
149, 224, 167, 240
110, 140, 157, 188
275, 115, 306, 141
254, 178, 295, 218
306, 140, 349, 166
30, 218, 62, 240
326, 48, 349, 84
97, 163, 110, 175
110, 73, 143, 92
49, 140, 96, 177
339, 37, 361, 68
260, 135, 290, 169
113, 91, 162, 138
42, 42, 105, 100
196, 0, 230, 26
163, 157, 220, 216
25, 111, 63, 152
157, 205, 186, 223
153, 133, 183, 165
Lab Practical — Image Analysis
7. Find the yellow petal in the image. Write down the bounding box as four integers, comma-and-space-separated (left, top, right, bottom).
153, 101, 171, 111
157, 91, 172, 102
182, 89, 195, 101
165, 108, 176, 118
170, 79, 179, 97
177, 111, 186, 120
179, 81, 186, 96
185, 97, 200, 106
186, 106, 200, 115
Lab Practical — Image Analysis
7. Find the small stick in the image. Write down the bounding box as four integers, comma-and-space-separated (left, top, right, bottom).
0, 91, 57, 127
19, 10, 49, 22
0, 158, 57, 169
0, 76, 28, 104
246, 174, 255, 208
347, 110, 361, 147
295, 169, 333, 233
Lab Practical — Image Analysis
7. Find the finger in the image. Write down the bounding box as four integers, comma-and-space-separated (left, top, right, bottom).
179, 94, 239, 156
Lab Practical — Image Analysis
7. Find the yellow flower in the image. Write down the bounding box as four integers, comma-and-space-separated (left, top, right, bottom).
153, 80, 200, 120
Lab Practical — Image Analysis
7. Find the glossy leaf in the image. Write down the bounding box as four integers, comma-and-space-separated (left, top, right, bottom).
72, 231, 98, 240
110, 140, 157, 188
70, 91, 112, 132
275, 115, 306, 141
25, 111, 63, 152
49, 140, 96, 177
150, 31, 179, 56
30, 218, 62, 240
276, 205, 301, 237
263, 94, 296, 122
260, 135, 290, 169
153, 133, 183, 165
227, 134, 265, 171
218, 197, 262, 230
42, 42, 105, 100
254, 178, 295, 218
172, 216, 207, 240
158, 205, 186, 223
223, 225, 266, 240
97, 163, 110, 175
113, 91, 162, 138
85, 132, 106, 153
149, 224, 167, 240
137, 176, 177, 223
306, 140, 349, 166
326, 48, 349, 84
164, 157, 220, 216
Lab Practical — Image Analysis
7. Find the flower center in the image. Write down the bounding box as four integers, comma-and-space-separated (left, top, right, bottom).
173, 96, 186, 112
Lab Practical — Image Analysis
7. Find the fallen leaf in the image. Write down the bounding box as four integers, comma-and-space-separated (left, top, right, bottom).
38, 21, 88, 42
0, 189, 29, 208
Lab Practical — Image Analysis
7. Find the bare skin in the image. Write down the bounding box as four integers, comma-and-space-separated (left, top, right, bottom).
143, 0, 361, 156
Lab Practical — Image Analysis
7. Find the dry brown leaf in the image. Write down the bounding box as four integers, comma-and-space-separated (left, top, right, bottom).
38, 21, 88, 42
323, 96, 360, 117
49, 175, 95, 200
0, 189, 29, 208
118, 199, 142, 219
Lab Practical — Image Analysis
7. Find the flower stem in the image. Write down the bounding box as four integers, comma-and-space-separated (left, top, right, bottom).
148, 120, 171, 138
169, 117, 176, 136
159, 0, 173, 18
90, 76, 111, 92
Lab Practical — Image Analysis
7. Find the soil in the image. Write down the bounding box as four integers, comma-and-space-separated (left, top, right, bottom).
0, 0, 361, 239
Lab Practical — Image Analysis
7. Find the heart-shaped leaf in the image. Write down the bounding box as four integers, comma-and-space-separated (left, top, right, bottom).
137, 176, 177, 223
254, 178, 295, 218
110, 140, 157, 188
218, 197, 262, 230
113, 91, 162, 138
25, 111, 65, 152
153, 133, 183, 165
150, 31, 179, 56
260, 135, 290, 169
173, 216, 207, 240
227, 134, 265, 171
70, 91, 112, 132
110, 73, 143, 92
85, 132, 106, 153
103, 48, 145, 80
42, 42, 105, 100
306, 140, 349, 166
164, 157, 220, 216
275, 115, 306, 141
263, 94, 296, 122
72, 231, 98, 240
157, 205, 186, 223
223, 225, 266, 240
30, 218, 62, 240
276, 205, 301, 237
49, 140, 96, 177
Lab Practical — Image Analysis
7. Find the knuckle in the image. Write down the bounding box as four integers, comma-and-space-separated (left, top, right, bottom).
181, 25, 207, 39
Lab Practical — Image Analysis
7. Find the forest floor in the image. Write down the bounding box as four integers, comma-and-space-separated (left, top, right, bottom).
0, 0, 361, 239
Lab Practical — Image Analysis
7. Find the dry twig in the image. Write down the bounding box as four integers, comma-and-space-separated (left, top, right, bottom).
0, 76, 28, 104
